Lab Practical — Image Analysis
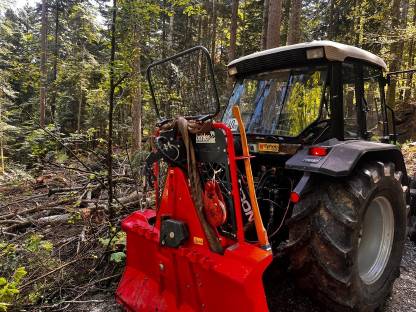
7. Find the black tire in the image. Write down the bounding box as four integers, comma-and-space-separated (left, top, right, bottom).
283, 162, 407, 311
409, 177, 416, 243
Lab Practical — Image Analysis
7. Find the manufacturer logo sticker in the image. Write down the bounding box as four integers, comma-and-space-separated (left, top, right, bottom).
193, 237, 204, 245
226, 118, 238, 132
196, 131, 216, 144
258, 143, 280, 153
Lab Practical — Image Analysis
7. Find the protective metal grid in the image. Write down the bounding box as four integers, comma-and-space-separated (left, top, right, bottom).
147, 46, 220, 121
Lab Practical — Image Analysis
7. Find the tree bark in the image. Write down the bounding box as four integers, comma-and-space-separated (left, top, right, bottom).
211, 0, 217, 61
40, 0, 48, 127
328, 0, 335, 40
0, 97, 4, 174
261, 0, 269, 49
107, 0, 117, 221
286, 0, 301, 45
168, 11, 174, 52
51, 0, 59, 121
77, 44, 84, 136
228, 0, 239, 62
405, 0, 416, 102
227, 0, 239, 90
266, 0, 283, 49
387, 0, 408, 108
131, 25, 142, 154
162, 0, 167, 58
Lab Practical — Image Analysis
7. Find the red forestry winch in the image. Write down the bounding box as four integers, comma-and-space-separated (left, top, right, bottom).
116, 121, 272, 311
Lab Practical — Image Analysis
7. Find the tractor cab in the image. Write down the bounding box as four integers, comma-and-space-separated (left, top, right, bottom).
223, 41, 392, 149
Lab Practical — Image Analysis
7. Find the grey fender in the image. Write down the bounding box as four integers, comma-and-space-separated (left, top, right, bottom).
285, 138, 409, 186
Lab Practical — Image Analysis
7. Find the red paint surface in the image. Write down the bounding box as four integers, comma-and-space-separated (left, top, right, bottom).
116, 123, 272, 312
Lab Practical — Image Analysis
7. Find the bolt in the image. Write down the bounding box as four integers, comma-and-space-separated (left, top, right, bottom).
159, 263, 164, 271
169, 231, 175, 238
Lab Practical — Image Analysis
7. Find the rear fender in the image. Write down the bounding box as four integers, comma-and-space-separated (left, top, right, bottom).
285, 138, 408, 185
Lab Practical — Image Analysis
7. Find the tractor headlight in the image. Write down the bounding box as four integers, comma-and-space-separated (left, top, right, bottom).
306, 47, 324, 60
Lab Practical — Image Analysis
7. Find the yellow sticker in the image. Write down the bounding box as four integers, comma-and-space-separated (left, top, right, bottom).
193, 237, 204, 245
258, 143, 280, 153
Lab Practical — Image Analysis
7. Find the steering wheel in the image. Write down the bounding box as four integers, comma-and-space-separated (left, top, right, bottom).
300, 119, 331, 140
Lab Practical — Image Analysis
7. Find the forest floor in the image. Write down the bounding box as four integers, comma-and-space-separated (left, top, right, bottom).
1, 143, 416, 312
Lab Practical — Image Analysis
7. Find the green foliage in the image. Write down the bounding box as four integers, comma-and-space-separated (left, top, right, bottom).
25, 234, 53, 253
99, 230, 126, 264
285, 71, 324, 136
1, 0, 416, 166
0, 267, 27, 311
110, 251, 126, 263
99, 231, 126, 249
22, 125, 62, 160
0, 232, 59, 309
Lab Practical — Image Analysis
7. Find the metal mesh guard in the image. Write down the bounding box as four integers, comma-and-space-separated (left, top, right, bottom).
147, 46, 220, 122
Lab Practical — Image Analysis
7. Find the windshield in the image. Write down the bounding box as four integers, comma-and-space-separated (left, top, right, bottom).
223, 66, 329, 137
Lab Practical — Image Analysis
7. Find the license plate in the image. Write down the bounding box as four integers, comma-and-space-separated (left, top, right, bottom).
258, 143, 280, 153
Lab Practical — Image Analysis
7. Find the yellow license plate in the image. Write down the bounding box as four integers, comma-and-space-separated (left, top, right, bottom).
258, 143, 280, 153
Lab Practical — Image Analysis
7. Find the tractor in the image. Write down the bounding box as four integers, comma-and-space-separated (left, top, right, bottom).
116, 41, 416, 311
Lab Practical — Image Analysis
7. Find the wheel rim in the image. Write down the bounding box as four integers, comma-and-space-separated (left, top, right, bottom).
357, 196, 394, 285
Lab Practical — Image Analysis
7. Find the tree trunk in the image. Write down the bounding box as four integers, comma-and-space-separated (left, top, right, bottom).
50, 0, 59, 122
286, 0, 301, 45
227, 0, 239, 90
131, 26, 142, 154
266, 0, 283, 49
328, 0, 335, 40
108, 0, 117, 221
162, 0, 167, 58
228, 0, 239, 62
211, 0, 217, 61
357, 4, 365, 45
405, 0, 416, 102
261, 0, 269, 49
40, 0, 48, 127
77, 45, 84, 135
387, 0, 408, 108
168, 12, 174, 52
0, 97, 4, 174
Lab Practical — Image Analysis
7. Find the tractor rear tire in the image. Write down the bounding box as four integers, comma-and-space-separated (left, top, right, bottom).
284, 162, 407, 311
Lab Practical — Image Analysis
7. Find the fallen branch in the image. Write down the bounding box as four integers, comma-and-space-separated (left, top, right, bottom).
48, 186, 85, 196
36, 214, 70, 225
19, 257, 84, 290
0, 198, 76, 220
4, 213, 70, 232
0, 193, 48, 209
117, 191, 142, 204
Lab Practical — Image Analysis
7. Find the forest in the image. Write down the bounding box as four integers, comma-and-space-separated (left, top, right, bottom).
1, 0, 416, 311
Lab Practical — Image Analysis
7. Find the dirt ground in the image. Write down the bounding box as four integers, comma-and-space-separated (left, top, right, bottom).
97, 143, 416, 312
2, 144, 416, 311
79, 240, 416, 312
266, 241, 416, 312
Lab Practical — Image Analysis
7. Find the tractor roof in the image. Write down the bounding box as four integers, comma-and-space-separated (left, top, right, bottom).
228, 40, 387, 76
